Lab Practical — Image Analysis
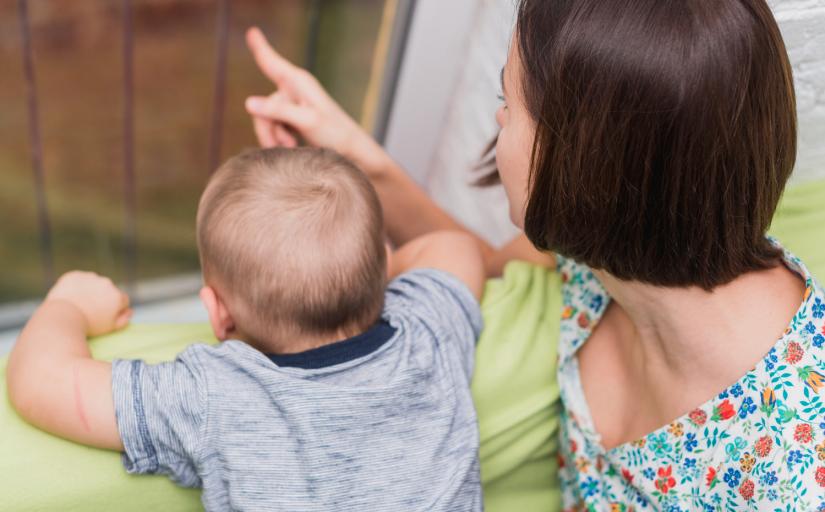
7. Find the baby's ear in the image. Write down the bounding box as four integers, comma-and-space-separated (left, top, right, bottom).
199, 286, 236, 341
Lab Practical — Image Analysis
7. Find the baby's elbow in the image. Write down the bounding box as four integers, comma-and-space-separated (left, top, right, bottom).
7, 372, 34, 421
6, 358, 44, 425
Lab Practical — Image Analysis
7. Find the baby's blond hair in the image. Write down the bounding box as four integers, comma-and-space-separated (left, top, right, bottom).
197, 147, 386, 350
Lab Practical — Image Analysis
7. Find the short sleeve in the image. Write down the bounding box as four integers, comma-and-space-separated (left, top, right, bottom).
384, 269, 483, 378
111, 347, 207, 488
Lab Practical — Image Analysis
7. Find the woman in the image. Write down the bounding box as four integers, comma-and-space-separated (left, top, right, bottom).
244, 0, 825, 509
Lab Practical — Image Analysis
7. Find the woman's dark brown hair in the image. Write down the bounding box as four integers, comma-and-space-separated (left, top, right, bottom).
514, 0, 796, 289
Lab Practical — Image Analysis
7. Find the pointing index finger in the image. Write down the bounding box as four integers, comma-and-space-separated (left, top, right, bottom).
246, 27, 296, 88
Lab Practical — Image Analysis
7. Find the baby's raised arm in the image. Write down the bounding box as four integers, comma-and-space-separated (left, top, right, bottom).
6, 272, 130, 451
388, 231, 486, 300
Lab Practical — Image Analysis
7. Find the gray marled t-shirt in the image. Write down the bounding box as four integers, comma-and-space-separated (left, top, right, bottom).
112, 269, 483, 511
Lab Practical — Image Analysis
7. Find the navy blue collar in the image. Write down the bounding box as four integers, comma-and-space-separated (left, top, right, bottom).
265, 320, 397, 369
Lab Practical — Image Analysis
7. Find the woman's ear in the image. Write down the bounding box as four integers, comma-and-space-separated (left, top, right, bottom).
199, 286, 236, 341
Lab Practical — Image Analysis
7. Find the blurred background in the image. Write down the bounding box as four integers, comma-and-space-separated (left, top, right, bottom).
0, 0, 396, 314
1, 0, 823, 341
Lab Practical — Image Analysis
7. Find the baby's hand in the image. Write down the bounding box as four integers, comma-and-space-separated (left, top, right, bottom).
46, 271, 132, 336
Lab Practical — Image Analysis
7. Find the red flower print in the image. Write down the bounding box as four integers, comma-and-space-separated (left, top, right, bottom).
557, 454, 566, 468
706, 466, 718, 488
712, 400, 735, 421
570, 439, 578, 454
754, 436, 773, 458
689, 409, 707, 426
621, 468, 634, 483
577, 312, 590, 329
655, 466, 676, 494
739, 479, 754, 501
816, 467, 825, 488
794, 423, 813, 444
785, 341, 804, 364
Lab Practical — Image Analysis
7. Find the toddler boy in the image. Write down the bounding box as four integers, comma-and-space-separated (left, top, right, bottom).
7, 147, 485, 511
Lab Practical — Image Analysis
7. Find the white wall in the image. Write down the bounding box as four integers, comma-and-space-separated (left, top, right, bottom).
770, 0, 825, 184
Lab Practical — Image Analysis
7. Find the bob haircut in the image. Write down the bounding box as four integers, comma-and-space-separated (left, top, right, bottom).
516, 0, 796, 290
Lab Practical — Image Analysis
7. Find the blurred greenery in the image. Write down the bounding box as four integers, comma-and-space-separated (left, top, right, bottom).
0, 0, 386, 304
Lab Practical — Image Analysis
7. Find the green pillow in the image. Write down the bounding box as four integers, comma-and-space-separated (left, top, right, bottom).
0, 263, 564, 512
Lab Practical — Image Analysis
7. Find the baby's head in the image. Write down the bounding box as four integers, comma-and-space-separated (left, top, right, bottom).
196, 147, 387, 353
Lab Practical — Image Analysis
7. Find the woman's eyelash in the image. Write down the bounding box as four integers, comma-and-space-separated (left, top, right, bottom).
497, 94, 505, 102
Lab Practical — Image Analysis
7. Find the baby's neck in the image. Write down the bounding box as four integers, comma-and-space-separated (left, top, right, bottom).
236, 325, 366, 355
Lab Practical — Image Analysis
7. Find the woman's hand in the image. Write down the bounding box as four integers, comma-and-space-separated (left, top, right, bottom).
244, 26, 492, 251
244, 27, 384, 172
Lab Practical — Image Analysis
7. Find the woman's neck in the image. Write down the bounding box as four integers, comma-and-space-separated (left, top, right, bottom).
592, 263, 804, 412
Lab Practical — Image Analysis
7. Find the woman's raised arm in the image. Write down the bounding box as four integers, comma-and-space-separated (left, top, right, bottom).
243, 28, 488, 248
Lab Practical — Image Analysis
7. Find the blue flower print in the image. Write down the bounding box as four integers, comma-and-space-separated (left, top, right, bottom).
738, 397, 756, 419
787, 449, 803, 467
684, 433, 698, 452
718, 389, 729, 399
647, 432, 672, 458
581, 476, 599, 498
589, 294, 604, 312
766, 489, 778, 501
730, 383, 743, 398
804, 321, 817, 335
683, 458, 696, 469
723, 468, 741, 488
765, 347, 779, 371
814, 334, 824, 349
643, 467, 656, 480
813, 297, 824, 319
760, 471, 778, 486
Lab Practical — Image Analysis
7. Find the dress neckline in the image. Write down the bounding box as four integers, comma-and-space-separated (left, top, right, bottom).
557, 240, 819, 455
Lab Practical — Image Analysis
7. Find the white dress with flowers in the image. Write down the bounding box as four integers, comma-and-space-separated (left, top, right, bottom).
556, 242, 825, 511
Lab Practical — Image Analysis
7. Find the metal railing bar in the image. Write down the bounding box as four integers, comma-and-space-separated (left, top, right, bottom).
304, 0, 323, 73
17, 0, 54, 290
207, 0, 231, 174
122, 0, 138, 293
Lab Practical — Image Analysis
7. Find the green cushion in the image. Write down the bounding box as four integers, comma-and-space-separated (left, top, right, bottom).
0, 264, 564, 512
1, 178, 822, 511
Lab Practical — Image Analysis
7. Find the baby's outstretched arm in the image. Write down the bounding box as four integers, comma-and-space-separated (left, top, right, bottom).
6, 271, 132, 450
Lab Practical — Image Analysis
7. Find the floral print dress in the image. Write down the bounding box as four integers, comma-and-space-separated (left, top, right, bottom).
557, 242, 825, 511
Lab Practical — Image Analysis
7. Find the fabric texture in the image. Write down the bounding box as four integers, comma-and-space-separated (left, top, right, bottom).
112, 269, 483, 511
556, 242, 825, 511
